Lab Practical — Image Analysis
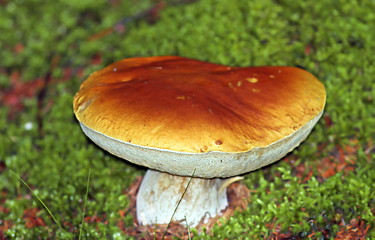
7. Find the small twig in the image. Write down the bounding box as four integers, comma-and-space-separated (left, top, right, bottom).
88, 0, 198, 41
184, 217, 191, 240
88, 2, 166, 41
364, 144, 374, 155
36, 55, 60, 138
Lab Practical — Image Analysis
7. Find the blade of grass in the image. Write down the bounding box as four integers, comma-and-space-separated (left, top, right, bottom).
79, 169, 91, 240
161, 169, 196, 240
9, 169, 64, 231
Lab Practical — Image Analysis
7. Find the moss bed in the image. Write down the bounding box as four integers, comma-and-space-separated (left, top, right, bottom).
0, 0, 374, 239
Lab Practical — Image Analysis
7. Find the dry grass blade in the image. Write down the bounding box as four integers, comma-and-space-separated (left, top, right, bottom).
79, 169, 91, 240
9, 169, 64, 231
161, 169, 196, 240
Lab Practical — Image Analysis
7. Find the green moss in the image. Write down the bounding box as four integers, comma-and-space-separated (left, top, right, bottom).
1, 0, 374, 238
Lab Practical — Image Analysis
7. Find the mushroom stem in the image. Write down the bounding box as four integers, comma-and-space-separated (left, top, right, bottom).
136, 169, 228, 227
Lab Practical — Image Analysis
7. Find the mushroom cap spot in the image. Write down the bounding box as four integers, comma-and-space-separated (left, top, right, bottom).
73, 56, 326, 177
246, 77, 258, 83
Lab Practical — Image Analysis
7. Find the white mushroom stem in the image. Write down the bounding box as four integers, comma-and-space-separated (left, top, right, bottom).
136, 169, 228, 227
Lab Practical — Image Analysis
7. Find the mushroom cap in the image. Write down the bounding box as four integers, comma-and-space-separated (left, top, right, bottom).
73, 56, 326, 178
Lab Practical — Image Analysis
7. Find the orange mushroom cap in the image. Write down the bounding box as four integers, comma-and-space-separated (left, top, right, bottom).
73, 56, 326, 177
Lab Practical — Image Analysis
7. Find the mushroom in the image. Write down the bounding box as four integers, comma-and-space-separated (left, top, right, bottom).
73, 56, 326, 227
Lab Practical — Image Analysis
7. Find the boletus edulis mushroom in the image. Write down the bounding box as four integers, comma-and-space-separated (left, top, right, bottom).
73, 56, 326, 227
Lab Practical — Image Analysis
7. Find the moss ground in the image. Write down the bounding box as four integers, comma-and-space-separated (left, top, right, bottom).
0, 0, 374, 239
